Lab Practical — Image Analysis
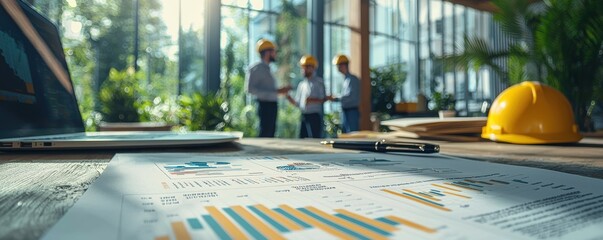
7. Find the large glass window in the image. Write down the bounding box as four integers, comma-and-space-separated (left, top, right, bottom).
324, 0, 350, 113
30, 0, 205, 128
220, 0, 310, 138
28, 0, 510, 134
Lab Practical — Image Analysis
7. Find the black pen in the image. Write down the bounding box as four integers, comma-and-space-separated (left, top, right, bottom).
320, 139, 440, 153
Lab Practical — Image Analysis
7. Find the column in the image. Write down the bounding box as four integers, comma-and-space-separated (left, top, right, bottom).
349, 0, 371, 130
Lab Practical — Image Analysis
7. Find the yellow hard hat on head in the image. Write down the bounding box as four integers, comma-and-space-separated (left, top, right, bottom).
256, 39, 276, 53
332, 54, 349, 65
299, 55, 318, 68
481, 81, 582, 144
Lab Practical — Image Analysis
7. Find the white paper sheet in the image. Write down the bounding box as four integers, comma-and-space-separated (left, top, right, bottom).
42, 152, 603, 240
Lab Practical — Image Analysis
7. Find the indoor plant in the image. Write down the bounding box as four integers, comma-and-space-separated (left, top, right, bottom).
432, 92, 456, 118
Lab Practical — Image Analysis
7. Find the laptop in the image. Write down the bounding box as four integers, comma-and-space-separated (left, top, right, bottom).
0, 0, 240, 150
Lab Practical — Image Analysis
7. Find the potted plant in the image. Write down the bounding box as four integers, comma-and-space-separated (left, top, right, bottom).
432, 92, 456, 118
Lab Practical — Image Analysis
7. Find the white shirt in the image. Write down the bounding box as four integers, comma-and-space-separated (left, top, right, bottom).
294, 75, 326, 114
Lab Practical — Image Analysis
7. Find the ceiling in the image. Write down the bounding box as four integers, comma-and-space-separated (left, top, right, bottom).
445, 0, 541, 12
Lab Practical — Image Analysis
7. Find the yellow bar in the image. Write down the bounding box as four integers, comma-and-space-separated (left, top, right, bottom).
443, 191, 471, 199
279, 204, 355, 240
231, 206, 286, 240
305, 206, 387, 240
205, 206, 248, 240
403, 189, 441, 201
171, 221, 191, 240
431, 183, 461, 192
335, 209, 398, 232
443, 182, 481, 191
381, 190, 451, 212
155, 236, 170, 240
385, 216, 437, 234
254, 204, 303, 231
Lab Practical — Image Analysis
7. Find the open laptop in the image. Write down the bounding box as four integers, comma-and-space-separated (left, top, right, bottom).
0, 0, 240, 150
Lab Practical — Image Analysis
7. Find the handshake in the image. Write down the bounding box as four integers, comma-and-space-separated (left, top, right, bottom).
276, 85, 336, 106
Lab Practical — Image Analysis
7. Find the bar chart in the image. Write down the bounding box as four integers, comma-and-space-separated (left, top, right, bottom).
119, 185, 443, 240
145, 203, 437, 240
380, 174, 580, 213
156, 161, 265, 179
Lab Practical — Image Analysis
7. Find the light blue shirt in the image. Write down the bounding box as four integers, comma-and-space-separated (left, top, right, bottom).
294, 75, 326, 114
340, 73, 360, 109
245, 62, 278, 101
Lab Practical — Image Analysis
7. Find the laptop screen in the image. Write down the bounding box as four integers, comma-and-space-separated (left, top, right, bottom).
0, 0, 84, 139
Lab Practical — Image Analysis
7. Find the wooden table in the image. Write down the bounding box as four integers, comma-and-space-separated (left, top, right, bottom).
1, 138, 602, 239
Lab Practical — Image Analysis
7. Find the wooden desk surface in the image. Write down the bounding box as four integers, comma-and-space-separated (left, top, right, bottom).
1, 138, 602, 239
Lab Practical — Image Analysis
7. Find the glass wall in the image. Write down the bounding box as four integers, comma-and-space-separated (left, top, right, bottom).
324, 0, 350, 113
220, 0, 310, 138
28, 0, 508, 134
414, 0, 496, 116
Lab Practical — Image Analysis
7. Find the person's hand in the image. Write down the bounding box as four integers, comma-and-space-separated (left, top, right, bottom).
286, 95, 296, 105
306, 97, 325, 104
277, 85, 292, 94
326, 95, 335, 101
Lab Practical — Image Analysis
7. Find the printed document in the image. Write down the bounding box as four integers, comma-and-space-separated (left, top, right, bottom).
43, 153, 603, 239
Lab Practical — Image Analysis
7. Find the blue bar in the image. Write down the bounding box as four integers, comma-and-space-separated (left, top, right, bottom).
203, 215, 231, 240
455, 181, 483, 188
223, 208, 266, 240
334, 213, 392, 236
248, 206, 290, 233
403, 193, 446, 206
273, 208, 312, 228
376, 217, 399, 226
187, 218, 203, 230
449, 183, 483, 191
429, 191, 445, 197
298, 208, 370, 240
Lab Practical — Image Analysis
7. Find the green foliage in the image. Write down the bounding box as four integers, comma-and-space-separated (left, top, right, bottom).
275, 0, 307, 86
99, 68, 145, 122
178, 93, 229, 131
137, 96, 181, 125
276, 103, 301, 138
370, 63, 407, 114
535, 0, 603, 129
324, 112, 341, 138
179, 28, 205, 93
431, 92, 456, 111
224, 74, 259, 137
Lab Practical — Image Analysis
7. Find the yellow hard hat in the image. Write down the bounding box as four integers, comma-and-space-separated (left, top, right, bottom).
299, 55, 318, 68
481, 81, 582, 144
256, 39, 276, 53
332, 54, 349, 65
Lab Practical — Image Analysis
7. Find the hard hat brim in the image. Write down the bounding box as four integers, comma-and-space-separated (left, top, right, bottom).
481, 128, 582, 144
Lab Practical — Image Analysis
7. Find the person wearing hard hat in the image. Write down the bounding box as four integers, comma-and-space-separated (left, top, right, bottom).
327, 54, 360, 133
245, 39, 291, 137
286, 55, 327, 138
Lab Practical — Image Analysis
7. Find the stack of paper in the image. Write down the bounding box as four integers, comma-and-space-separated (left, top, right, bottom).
381, 117, 487, 141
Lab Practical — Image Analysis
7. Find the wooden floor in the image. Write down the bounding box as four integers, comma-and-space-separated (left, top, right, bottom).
1, 138, 602, 239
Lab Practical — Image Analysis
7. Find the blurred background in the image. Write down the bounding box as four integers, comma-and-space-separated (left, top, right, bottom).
26, 0, 603, 137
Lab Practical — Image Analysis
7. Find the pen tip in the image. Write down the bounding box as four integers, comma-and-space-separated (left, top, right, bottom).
320, 140, 334, 145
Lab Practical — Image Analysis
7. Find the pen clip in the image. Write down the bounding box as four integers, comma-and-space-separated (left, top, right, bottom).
380, 139, 439, 153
